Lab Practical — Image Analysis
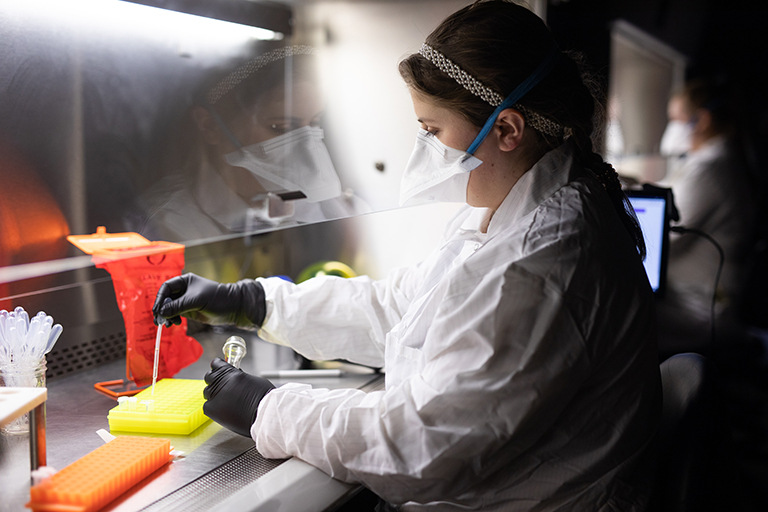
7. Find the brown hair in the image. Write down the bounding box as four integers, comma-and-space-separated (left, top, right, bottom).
399, 0, 645, 258
680, 78, 734, 136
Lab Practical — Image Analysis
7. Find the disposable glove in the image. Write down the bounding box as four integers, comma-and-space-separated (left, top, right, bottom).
153, 273, 266, 328
203, 358, 275, 437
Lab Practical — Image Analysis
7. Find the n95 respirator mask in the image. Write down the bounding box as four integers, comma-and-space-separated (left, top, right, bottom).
660, 120, 693, 157
399, 128, 483, 206
225, 126, 342, 203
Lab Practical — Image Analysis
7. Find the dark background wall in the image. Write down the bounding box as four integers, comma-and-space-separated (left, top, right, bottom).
548, 0, 768, 186
550, 0, 768, 327
549, 2, 768, 509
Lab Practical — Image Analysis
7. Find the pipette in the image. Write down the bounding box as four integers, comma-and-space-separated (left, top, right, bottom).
222, 336, 247, 369
151, 298, 172, 395
151, 323, 162, 396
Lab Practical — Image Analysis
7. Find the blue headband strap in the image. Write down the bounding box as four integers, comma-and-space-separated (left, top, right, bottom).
466, 43, 561, 155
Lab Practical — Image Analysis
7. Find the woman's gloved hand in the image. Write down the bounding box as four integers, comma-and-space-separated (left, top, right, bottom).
153, 273, 266, 328
203, 358, 275, 437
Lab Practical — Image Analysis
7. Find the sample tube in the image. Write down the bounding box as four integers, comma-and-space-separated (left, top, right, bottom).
223, 336, 247, 369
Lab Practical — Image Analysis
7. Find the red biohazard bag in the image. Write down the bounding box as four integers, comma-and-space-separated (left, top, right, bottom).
68, 227, 203, 396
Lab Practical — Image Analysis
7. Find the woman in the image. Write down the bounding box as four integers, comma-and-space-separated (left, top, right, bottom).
657, 79, 756, 355
155, 2, 661, 510
132, 45, 366, 243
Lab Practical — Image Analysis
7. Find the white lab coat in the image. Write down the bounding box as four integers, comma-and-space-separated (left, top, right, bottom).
253, 142, 661, 511
657, 136, 756, 349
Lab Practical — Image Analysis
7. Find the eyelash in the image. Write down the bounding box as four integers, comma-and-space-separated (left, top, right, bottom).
270, 119, 321, 135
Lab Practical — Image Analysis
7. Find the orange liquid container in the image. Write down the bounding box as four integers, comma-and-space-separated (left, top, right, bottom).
27, 436, 171, 512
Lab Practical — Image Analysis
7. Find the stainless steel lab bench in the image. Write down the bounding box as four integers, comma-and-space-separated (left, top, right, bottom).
0, 329, 384, 512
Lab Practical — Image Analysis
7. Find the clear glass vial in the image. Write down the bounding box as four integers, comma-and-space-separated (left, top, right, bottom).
222, 336, 247, 369
0, 358, 47, 435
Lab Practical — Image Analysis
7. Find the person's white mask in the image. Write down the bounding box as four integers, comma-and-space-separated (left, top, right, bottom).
660, 120, 693, 157
225, 126, 342, 203
399, 128, 483, 206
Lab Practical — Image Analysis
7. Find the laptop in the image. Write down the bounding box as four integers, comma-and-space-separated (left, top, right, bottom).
626, 187, 673, 296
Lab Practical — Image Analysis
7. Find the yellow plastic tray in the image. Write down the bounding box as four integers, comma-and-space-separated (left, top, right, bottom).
27, 436, 171, 512
108, 379, 208, 435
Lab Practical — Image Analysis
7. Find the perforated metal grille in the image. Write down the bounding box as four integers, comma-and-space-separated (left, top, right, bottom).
138, 447, 287, 512
46, 332, 126, 381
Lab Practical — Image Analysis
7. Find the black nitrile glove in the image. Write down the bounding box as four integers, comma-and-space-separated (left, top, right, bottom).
153, 273, 266, 328
203, 358, 275, 437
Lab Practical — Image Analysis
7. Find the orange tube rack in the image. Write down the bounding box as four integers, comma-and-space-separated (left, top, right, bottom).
26, 436, 172, 512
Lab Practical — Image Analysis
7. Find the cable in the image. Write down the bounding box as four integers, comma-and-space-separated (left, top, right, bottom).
669, 226, 725, 346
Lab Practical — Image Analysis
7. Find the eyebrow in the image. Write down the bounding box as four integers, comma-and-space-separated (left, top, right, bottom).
416, 117, 436, 124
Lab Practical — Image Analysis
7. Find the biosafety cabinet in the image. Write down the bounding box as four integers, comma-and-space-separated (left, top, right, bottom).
1, 0, 766, 511
0, 0, 482, 379
0, 1, 483, 509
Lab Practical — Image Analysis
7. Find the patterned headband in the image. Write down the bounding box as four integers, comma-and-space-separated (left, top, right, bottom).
206, 45, 319, 105
418, 44, 563, 138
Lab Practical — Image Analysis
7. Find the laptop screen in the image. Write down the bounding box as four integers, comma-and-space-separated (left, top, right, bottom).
627, 192, 670, 294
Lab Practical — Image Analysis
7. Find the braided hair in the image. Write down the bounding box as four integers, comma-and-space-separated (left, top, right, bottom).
399, 0, 646, 259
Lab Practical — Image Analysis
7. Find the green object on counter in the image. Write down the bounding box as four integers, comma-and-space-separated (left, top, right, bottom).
296, 261, 357, 283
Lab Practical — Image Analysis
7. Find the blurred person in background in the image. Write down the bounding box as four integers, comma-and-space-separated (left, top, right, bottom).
656, 78, 757, 356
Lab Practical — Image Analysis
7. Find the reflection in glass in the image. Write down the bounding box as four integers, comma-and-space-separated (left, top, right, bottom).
129, 45, 368, 243
0, 0, 374, 281
0, 0, 286, 270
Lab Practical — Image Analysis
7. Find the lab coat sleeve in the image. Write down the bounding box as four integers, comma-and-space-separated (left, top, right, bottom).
253, 250, 593, 504
669, 146, 735, 254
671, 161, 720, 230
255, 264, 425, 368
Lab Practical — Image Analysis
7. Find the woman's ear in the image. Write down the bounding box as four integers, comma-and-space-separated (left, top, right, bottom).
693, 108, 713, 134
193, 106, 222, 145
496, 108, 526, 151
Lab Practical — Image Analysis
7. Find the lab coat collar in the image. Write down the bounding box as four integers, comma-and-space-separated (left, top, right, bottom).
447, 141, 576, 245
688, 134, 727, 162
452, 208, 491, 242
486, 140, 576, 238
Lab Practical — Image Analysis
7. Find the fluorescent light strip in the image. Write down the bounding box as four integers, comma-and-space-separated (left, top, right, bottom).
12, 0, 283, 42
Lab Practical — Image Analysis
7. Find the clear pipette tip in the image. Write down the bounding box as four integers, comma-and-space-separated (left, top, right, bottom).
151, 323, 162, 396
151, 298, 171, 395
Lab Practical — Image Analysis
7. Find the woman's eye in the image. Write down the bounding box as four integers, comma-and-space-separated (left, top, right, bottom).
270, 124, 293, 135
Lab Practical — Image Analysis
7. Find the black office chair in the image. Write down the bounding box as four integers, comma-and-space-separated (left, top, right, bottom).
653, 352, 743, 512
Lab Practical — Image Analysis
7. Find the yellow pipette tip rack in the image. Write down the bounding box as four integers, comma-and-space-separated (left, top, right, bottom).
107, 379, 208, 435
27, 436, 172, 512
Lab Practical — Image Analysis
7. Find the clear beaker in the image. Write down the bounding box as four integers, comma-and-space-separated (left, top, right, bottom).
0, 358, 47, 435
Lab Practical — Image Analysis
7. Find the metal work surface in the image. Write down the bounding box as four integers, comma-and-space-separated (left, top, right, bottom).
0, 329, 382, 512
137, 447, 286, 512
